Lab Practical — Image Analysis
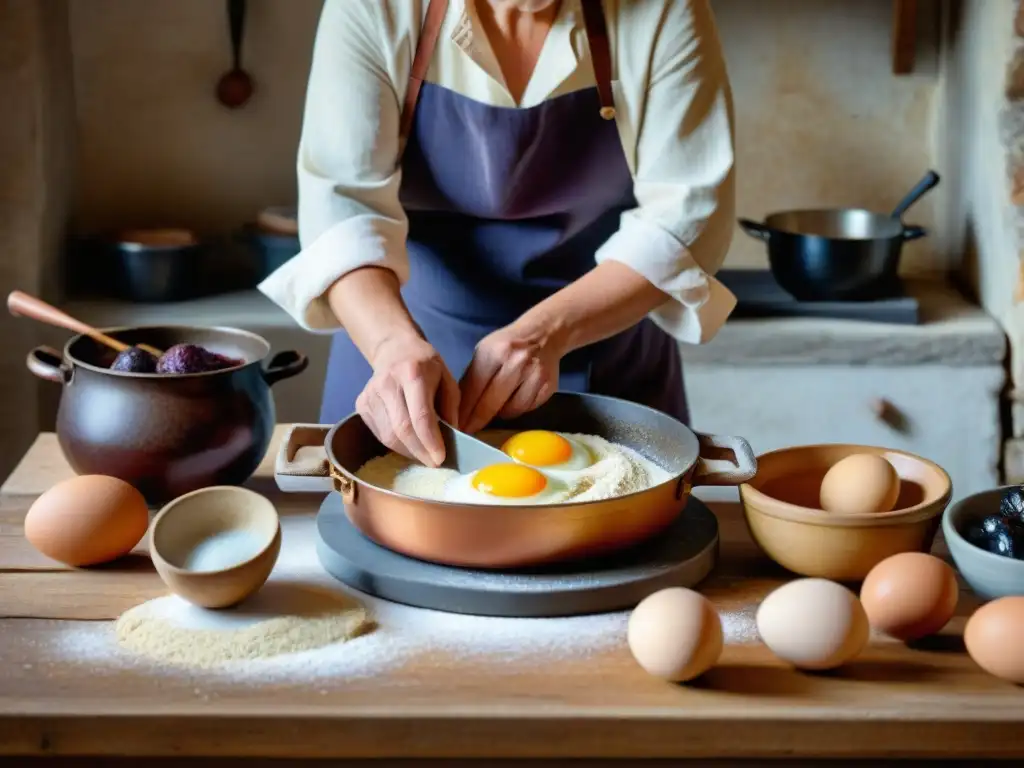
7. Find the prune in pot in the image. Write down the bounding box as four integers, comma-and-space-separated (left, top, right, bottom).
110, 346, 157, 373
156, 344, 212, 374
203, 350, 244, 371
999, 485, 1024, 526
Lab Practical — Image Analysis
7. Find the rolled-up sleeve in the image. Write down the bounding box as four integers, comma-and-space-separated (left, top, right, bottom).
595, 0, 737, 345
258, 0, 407, 332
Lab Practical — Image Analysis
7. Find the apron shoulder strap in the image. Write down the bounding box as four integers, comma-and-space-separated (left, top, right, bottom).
399, 0, 617, 148
580, 0, 616, 120
399, 0, 450, 147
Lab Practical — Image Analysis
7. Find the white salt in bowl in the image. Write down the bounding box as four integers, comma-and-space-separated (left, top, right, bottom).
149, 486, 281, 609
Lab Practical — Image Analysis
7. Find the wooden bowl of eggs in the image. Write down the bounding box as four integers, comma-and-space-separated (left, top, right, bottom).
739, 444, 952, 581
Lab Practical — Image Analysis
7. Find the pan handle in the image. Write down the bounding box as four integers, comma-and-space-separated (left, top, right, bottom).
274, 423, 335, 493
690, 433, 758, 487
890, 170, 940, 219
737, 218, 773, 242
902, 224, 928, 242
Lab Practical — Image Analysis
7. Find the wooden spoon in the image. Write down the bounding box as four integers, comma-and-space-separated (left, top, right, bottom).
7, 291, 163, 359
216, 0, 254, 109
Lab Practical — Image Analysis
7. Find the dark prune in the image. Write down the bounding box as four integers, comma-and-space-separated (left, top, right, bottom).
110, 346, 157, 373
203, 351, 243, 371
155, 344, 242, 374
156, 344, 212, 374
967, 514, 1024, 559
1000, 485, 1024, 525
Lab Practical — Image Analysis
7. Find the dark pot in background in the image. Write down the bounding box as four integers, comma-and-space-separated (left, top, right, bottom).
243, 224, 300, 281
111, 229, 205, 303
26, 326, 308, 505
738, 214, 917, 302
738, 170, 940, 302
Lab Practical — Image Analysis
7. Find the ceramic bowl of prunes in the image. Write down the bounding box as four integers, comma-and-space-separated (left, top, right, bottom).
25, 325, 308, 505
943, 486, 1024, 601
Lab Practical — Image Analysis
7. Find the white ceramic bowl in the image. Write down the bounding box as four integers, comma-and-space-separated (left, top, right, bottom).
942, 486, 1024, 601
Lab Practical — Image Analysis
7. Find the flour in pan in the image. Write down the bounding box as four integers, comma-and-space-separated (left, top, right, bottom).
355, 431, 671, 504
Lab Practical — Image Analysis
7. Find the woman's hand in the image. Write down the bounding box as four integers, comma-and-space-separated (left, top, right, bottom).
357, 334, 460, 467
458, 262, 672, 433
458, 323, 564, 434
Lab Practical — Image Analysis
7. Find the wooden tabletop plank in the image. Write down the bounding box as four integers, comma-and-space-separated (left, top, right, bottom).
0, 428, 1021, 760
1, 428, 288, 498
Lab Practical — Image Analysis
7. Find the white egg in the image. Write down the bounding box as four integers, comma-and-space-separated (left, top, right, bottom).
441, 463, 570, 506
499, 430, 595, 472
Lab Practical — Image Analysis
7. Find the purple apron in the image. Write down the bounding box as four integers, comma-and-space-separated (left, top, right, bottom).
320, 4, 687, 426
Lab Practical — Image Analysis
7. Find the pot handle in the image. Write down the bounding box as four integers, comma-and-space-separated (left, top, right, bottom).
890, 169, 940, 219
274, 423, 336, 494
690, 432, 758, 487
26, 346, 70, 384
737, 218, 772, 242
902, 224, 928, 242
262, 350, 308, 386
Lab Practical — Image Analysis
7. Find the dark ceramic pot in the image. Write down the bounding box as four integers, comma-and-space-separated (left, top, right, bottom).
26, 326, 308, 506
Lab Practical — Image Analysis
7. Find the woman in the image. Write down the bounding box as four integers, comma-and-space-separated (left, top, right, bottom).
260, 0, 737, 468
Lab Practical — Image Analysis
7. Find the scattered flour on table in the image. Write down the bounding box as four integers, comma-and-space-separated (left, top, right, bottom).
115, 587, 370, 668
35, 516, 758, 683
356, 431, 671, 504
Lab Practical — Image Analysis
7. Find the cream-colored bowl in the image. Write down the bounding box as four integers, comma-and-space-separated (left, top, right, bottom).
149, 486, 281, 608
739, 444, 952, 581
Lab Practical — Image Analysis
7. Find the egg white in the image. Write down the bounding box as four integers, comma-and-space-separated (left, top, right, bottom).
441, 467, 571, 506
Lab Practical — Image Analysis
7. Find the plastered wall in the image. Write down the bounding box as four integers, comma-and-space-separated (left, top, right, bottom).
67, 0, 947, 271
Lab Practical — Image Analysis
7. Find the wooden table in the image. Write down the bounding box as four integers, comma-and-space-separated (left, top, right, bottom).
1, 427, 1022, 764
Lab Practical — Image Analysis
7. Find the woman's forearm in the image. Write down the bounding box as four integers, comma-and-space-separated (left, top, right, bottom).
511, 260, 669, 355
326, 267, 423, 366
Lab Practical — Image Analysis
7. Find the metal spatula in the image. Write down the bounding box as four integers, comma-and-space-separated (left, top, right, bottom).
438, 420, 510, 474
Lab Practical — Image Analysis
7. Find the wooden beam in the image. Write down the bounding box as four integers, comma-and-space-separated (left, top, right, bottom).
892, 0, 919, 75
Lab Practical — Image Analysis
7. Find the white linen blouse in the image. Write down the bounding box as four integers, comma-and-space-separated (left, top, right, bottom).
259, 0, 737, 345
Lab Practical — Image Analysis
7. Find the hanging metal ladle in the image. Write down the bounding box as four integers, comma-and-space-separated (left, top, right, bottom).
216, 0, 254, 109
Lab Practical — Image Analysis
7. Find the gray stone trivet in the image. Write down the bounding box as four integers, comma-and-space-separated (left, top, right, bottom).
315, 493, 719, 617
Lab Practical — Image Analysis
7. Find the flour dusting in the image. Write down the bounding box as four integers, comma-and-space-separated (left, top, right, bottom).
31, 513, 757, 684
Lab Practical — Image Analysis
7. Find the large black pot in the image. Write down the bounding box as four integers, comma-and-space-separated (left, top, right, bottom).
738, 170, 940, 302
26, 326, 308, 505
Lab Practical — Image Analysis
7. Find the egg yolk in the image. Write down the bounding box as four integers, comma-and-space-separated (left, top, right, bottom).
471, 463, 548, 498
501, 430, 573, 467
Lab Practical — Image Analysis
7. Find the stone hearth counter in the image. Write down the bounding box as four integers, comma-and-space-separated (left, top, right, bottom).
62, 279, 1005, 367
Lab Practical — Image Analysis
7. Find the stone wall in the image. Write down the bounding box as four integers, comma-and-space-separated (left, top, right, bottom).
0, 1, 75, 481
944, 0, 1024, 478
65, 0, 946, 271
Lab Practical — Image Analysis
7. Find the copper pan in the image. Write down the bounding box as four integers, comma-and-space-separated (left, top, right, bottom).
280, 392, 757, 569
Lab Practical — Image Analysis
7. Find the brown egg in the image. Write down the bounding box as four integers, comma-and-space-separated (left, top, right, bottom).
819, 453, 901, 514
627, 587, 723, 682
24, 475, 150, 566
860, 552, 958, 641
964, 597, 1024, 684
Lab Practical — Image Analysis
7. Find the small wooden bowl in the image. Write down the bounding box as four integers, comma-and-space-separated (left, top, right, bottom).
149, 486, 282, 608
739, 444, 952, 581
